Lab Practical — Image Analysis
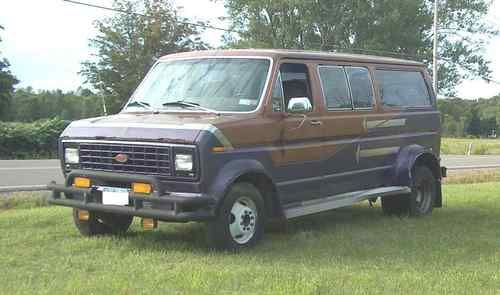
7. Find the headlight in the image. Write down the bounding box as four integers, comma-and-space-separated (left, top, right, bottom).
65, 148, 79, 164
175, 154, 193, 171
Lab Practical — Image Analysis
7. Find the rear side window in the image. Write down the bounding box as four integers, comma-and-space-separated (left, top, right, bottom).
346, 67, 374, 108
318, 66, 351, 109
375, 70, 431, 107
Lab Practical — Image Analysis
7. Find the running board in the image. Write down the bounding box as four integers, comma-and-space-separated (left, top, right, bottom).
283, 186, 411, 219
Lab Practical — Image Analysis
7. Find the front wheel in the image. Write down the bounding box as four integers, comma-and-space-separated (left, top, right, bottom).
206, 182, 266, 250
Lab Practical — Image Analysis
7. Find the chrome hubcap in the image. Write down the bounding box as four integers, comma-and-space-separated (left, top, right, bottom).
229, 197, 257, 244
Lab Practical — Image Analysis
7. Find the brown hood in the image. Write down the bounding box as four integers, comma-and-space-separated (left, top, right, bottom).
61, 112, 244, 144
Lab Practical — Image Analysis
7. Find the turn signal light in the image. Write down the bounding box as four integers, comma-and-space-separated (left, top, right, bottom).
132, 183, 152, 194
77, 210, 90, 221
212, 146, 225, 153
73, 177, 91, 188
142, 218, 157, 230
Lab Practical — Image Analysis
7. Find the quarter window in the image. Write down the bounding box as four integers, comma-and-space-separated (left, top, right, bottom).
346, 67, 374, 109
318, 66, 351, 109
375, 70, 431, 107
271, 73, 285, 112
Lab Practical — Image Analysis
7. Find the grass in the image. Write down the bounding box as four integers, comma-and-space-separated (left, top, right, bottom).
1, 183, 499, 294
444, 169, 500, 184
442, 137, 500, 155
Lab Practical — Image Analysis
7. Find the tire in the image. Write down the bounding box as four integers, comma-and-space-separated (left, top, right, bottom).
72, 209, 133, 236
206, 182, 266, 250
382, 166, 436, 217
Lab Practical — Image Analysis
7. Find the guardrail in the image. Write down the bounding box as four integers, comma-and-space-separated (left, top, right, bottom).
0, 185, 48, 193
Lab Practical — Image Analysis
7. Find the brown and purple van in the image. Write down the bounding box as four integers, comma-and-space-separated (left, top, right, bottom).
49, 49, 446, 250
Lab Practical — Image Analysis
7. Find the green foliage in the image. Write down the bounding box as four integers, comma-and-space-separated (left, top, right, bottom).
221, 0, 497, 95
438, 95, 500, 138
80, 0, 208, 114
6, 88, 103, 122
0, 118, 69, 159
0, 25, 19, 120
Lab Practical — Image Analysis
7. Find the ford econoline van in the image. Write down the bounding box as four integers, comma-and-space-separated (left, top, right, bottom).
49, 49, 445, 250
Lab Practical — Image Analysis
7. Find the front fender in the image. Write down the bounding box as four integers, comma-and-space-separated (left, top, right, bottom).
208, 159, 273, 205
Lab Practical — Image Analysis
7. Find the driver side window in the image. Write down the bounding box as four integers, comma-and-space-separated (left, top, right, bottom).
272, 63, 313, 113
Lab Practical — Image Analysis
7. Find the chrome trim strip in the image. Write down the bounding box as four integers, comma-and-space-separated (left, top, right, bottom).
366, 118, 406, 129
359, 147, 400, 158
123, 56, 275, 115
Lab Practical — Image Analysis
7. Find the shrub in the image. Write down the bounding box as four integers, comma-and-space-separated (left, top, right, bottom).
0, 118, 69, 159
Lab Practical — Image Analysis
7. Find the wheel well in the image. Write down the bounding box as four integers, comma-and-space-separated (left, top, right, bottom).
414, 153, 441, 180
234, 172, 282, 218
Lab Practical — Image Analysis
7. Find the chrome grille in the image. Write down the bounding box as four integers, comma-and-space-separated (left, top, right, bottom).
78, 142, 172, 179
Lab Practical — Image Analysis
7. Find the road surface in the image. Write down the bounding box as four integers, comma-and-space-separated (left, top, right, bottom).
1, 156, 500, 191
0, 160, 63, 190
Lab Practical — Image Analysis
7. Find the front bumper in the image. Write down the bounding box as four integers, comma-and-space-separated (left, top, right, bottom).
48, 170, 215, 222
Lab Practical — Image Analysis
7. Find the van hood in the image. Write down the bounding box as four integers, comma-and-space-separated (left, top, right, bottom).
61, 112, 238, 145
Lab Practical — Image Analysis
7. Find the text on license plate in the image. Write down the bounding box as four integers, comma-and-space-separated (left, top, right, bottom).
97, 186, 130, 206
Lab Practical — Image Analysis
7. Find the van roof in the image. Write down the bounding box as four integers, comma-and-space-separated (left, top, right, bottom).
160, 49, 425, 67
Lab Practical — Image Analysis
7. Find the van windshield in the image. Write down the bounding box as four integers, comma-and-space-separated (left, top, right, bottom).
126, 58, 271, 113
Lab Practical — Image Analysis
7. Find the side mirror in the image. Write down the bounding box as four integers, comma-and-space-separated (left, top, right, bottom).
287, 97, 312, 114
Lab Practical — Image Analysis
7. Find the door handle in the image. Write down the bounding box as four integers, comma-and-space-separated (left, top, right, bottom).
310, 120, 323, 126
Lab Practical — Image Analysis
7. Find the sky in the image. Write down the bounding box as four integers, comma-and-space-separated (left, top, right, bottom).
0, 0, 499, 99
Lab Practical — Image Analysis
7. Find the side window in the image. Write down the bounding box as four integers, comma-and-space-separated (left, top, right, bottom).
271, 73, 284, 112
280, 63, 313, 111
346, 67, 374, 109
375, 70, 432, 107
318, 66, 351, 110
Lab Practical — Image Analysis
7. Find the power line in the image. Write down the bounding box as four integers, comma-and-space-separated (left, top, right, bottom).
62, 0, 236, 33
60, 0, 436, 62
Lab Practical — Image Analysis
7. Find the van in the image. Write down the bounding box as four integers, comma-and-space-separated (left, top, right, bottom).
49, 49, 446, 250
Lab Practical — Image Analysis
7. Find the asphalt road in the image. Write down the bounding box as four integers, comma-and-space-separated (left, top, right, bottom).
0, 160, 63, 189
1, 156, 500, 190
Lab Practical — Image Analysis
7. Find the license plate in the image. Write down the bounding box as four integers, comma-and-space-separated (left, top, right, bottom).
98, 186, 130, 206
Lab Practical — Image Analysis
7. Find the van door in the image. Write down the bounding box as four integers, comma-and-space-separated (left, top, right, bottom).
272, 62, 325, 204
316, 65, 365, 196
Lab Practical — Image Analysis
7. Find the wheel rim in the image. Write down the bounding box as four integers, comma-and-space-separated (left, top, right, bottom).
415, 180, 432, 212
229, 196, 257, 244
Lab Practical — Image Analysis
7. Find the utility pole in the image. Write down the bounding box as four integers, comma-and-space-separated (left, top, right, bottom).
433, 0, 439, 95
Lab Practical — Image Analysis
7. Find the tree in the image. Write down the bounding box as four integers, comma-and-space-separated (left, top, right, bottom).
467, 107, 481, 137
0, 25, 19, 121
81, 0, 208, 113
220, 0, 497, 95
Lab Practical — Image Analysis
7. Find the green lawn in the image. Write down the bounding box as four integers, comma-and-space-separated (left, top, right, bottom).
442, 137, 500, 155
1, 184, 499, 294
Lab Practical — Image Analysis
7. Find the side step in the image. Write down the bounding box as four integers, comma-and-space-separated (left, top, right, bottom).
283, 186, 411, 219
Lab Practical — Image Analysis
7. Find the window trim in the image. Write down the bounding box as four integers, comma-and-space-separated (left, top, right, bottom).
344, 66, 376, 111
374, 68, 433, 110
317, 65, 354, 112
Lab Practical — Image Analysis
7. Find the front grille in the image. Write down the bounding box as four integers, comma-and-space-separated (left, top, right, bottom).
78, 142, 172, 179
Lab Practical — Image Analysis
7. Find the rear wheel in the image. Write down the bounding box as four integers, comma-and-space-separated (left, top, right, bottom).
72, 209, 133, 236
382, 166, 436, 217
206, 182, 265, 250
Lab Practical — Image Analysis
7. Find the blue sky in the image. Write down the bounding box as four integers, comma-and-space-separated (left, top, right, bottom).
1, 0, 499, 99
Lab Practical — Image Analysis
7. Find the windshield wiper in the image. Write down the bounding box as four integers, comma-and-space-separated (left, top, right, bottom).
125, 100, 158, 113
162, 100, 220, 115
